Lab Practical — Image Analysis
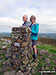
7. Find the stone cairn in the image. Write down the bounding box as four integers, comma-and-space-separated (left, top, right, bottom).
8, 27, 38, 74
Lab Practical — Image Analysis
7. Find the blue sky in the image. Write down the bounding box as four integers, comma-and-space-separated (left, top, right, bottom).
0, 0, 56, 33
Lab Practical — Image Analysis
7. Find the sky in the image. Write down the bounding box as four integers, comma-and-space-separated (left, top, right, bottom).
0, 0, 56, 33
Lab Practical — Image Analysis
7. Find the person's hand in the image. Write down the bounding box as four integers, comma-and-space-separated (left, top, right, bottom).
28, 27, 31, 32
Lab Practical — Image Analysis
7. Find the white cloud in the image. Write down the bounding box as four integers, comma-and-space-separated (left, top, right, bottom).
0, 0, 56, 33
0, 17, 22, 32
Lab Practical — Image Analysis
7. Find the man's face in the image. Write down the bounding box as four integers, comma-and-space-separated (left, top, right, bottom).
23, 16, 27, 22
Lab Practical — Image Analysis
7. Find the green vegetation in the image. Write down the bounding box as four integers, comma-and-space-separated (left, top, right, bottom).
0, 38, 56, 75
36, 44, 56, 54
0, 39, 11, 75
32, 72, 41, 75
33, 44, 56, 75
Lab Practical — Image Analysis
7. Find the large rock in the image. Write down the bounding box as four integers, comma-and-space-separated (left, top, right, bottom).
4, 70, 16, 75
6, 27, 38, 74
10, 27, 33, 65
16, 70, 23, 75
4, 72, 10, 75
44, 58, 50, 64
4, 27, 39, 74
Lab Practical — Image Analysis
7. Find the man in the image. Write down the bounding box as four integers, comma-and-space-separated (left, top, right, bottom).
22, 15, 31, 27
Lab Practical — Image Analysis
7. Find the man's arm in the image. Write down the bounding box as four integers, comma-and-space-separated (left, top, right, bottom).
27, 21, 31, 27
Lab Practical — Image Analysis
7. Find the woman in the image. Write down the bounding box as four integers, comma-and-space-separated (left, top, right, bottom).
28, 15, 39, 61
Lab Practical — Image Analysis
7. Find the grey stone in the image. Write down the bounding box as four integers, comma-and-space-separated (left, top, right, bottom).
14, 42, 20, 47
38, 49, 48, 55
16, 70, 23, 75
9, 70, 16, 75
4, 72, 10, 75
44, 58, 50, 64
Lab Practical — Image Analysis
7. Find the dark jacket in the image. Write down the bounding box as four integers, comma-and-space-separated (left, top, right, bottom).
22, 21, 31, 27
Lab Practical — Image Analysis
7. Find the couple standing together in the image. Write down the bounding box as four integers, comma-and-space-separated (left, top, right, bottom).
22, 15, 39, 62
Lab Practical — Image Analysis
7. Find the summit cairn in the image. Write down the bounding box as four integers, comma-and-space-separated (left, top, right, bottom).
5, 27, 38, 75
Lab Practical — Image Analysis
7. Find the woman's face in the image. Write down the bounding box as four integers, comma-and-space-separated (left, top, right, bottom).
30, 18, 35, 23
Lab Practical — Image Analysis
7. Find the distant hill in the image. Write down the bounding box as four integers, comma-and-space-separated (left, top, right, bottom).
0, 32, 11, 37
38, 33, 56, 39
39, 37, 56, 46
0, 32, 56, 39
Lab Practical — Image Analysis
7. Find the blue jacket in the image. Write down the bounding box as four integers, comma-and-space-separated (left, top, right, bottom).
29, 23, 39, 40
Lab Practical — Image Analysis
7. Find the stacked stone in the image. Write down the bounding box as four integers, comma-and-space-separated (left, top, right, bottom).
10, 27, 34, 72
9, 27, 39, 74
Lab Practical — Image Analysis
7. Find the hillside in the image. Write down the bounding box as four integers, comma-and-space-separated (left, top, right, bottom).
0, 37, 56, 75
39, 37, 56, 46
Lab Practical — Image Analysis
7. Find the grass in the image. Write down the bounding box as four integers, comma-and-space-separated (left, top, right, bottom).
0, 39, 10, 75
0, 71, 4, 75
33, 44, 56, 75
32, 72, 41, 75
0, 47, 2, 50
0, 64, 4, 68
0, 38, 56, 75
36, 44, 56, 54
